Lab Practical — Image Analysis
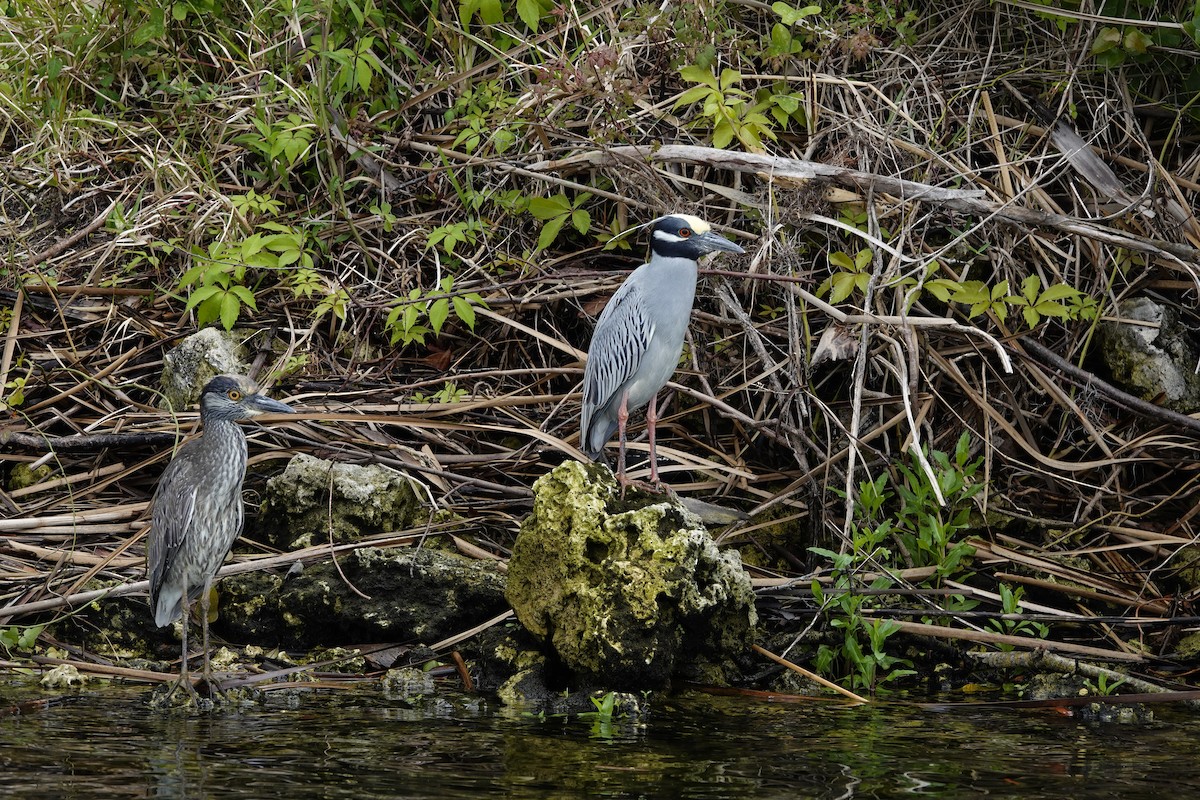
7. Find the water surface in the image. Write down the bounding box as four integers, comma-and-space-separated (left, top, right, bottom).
0, 682, 1193, 798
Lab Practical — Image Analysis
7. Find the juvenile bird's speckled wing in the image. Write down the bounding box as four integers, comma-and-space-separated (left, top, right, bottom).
148, 444, 201, 626
580, 277, 656, 457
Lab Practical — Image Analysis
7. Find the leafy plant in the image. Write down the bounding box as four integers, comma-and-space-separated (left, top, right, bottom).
987, 583, 1050, 648
810, 433, 984, 692
527, 192, 592, 251
817, 248, 873, 303
412, 381, 469, 404
234, 113, 316, 172
446, 80, 519, 154
674, 66, 777, 151
0, 623, 44, 656
384, 276, 487, 347
763, 2, 821, 61
180, 223, 315, 330
428, 219, 483, 256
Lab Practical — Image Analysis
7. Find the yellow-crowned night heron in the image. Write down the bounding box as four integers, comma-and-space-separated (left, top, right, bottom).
580, 214, 744, 489
148, 374, 293, 694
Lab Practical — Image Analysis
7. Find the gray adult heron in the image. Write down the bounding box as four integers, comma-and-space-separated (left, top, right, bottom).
580, 213, 744, 490
148, 374, 293, 695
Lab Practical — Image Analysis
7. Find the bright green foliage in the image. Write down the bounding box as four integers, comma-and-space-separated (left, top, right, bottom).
809, 432, 983, 692
385, 276, 487, 347
179, 247, 259, 330
459, 0, 551, 30
675, 66, 777, 151
893, 432, 982, 578
234, 113, 316, 172
413, 381, 470, 403
322, 36, 384, 95
181, 223, 315, 330
1010, 275, 1098, 328
527, 192, 592, 251
817, 249, 873, 303
428, 219, 483, 256
1085, 671, 1128, 697
0, 623, 43, 656
763, 2, 820, 61
987, 584, 1049, 648
447, 81, 518, 154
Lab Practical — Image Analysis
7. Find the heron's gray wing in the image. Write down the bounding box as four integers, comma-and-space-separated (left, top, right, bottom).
147, 452, 199, 600
581, 280, 656, 442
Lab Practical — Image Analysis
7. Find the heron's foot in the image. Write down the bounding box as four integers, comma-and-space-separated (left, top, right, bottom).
149, 672, 206, 710
615, 472, 670, 499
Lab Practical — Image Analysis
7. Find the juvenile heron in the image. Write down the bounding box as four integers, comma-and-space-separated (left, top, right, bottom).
148, 374, 293, 694
580, 214, 744, 489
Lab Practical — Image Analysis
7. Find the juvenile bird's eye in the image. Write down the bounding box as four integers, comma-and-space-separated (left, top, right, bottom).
679, 228, 692, 237
227, 389, 242, 401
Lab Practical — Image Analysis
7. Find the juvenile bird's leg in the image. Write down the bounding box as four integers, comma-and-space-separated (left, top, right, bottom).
198, 581, 221, 697
162, 579, 199, 702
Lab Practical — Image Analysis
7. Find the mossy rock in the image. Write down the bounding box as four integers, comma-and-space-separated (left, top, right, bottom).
505, 461, 757, 689
217, 547, 508, 649
258, 453, 424, 549
159, 328, 251, 411
1098, 297, 1200, 413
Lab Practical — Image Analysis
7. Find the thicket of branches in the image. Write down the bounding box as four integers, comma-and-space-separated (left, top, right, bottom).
2, 0, 1200, 688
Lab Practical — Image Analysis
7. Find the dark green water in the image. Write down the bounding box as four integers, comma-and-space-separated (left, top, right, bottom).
0, 683, 1194, 799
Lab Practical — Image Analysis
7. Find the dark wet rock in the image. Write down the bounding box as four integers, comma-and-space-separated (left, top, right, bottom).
382, 666, 436, 703
505, 460, 757, 690
1098, 296, 1200, 413
258, 454, 425, 550
218, 547, 508, 650
160, 328, 251, 411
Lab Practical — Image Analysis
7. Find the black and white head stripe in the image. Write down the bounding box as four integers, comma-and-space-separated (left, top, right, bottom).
648, 214, 744, 260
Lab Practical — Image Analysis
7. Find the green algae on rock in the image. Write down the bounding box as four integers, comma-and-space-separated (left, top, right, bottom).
258, 453, 424, 550
505, 461, 757, 689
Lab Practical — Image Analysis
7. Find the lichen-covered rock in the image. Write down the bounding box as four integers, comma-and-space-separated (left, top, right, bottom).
160, 328, 251, 411
1098, 297, 1200, 413
258, 453, 423, 549
218, 547, 509, 649
505, 461, 757, 689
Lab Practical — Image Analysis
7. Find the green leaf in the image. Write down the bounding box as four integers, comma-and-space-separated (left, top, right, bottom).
1033, 300, 1070, 318
1021, 274, 1041, 303
536, 214, 568, 250
1038, 283, 1082, 303
679, 64, 718, 88
924, 278, 958, 303
571, 209, 591, 234
718, 68, 742, 91
428, 297, 450, 333
772, 1, 821, 25
1091, 26, 1122, 54
220, 292, 240, 330
516, 0, 541, 30
453, 297, 477, 329
527, 196, 569, 219
184, 285, 219, 311
674, 85, 712, 109
828, 251, 856, 270
829, 271, 859, 304
230, 285, 257, 308
478, 0, 503, 23
950, 280, 989, 305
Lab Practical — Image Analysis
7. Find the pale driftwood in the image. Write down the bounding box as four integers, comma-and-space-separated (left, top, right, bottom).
884, 619, 1143, 662
530, 144, 1200, 268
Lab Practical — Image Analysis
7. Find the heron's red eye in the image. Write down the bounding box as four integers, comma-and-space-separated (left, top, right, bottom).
228, 389, 242, 401
679, 228, 692, 237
